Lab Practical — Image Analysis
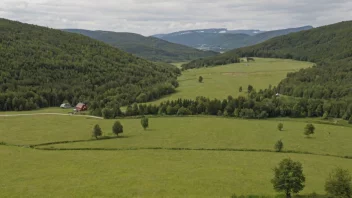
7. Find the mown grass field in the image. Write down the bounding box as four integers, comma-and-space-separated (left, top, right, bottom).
19, 116, 349, 157
1, 114, 352, 197
148, 58, 313, 105
1, 146, 352, 197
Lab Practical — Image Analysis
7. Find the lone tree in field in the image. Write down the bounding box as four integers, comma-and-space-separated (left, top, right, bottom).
271, 158, 305, 198
141, 117, 149, 130
275, 140, 283, 152
247, 85, 253, 93
112, 121, 123, 136
304, 124, 315, 137
239, 86, 243, 92
325, 168, 352, 198
92, 124, 102, 139
277, 123, 284, 131
198, 76, 203, 83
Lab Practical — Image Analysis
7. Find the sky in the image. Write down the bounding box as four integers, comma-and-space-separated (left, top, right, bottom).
0, 0, 351, 36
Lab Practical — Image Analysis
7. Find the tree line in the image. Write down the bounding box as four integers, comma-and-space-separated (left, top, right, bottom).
95, 85, 352, 122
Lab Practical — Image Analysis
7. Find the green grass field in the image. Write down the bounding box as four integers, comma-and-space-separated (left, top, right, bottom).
21, 117, 349, 157
1, 146, 352, 197
0, 107, 71, 115
148, 58, 312, 105
1, 59, 350, 197
1, 114, 352, 197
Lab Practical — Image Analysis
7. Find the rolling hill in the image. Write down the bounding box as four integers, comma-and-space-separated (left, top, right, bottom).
63, 29, 218, 63
183, 21, 352, 100
153, 26, 312, 52
0, 18, 180, 113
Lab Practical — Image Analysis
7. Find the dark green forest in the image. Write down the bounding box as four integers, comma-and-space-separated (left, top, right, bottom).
182, 21, 352, 100
0, 18, 180, 111
63, 29, 218, 63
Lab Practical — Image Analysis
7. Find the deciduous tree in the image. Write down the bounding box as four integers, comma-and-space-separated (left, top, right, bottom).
271, 158, 305, 198
112, 121, 123, 136
325, 168, 352, 198
92, 124, 102, 139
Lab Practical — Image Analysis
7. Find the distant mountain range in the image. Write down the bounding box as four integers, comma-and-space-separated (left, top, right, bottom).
63, 29, 218, 63
152, 26, 313, 52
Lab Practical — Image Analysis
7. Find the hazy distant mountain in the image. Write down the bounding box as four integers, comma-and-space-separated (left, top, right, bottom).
153, 26, 313, 52
63, 29, 218, 62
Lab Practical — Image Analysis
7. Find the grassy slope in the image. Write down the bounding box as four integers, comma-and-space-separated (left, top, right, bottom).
63, 29, 218, 62
1, 146, 352, 197
148, 58, 312, 105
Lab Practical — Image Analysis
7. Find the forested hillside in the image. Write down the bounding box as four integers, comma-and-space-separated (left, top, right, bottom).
182, 21, 352, 100
0, 18, 180, 112
63, 29, 218, 62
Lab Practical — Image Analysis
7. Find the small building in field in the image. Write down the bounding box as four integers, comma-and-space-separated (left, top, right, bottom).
75, 103, 88, 111
60, 103, 72, 109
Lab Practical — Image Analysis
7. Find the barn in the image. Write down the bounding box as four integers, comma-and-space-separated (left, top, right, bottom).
75, 103, 88, 111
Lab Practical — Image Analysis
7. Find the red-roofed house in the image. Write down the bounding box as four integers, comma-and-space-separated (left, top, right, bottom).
75, 103, 88, 111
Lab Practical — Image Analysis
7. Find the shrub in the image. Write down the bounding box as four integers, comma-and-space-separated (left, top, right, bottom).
277, 123, 284, 131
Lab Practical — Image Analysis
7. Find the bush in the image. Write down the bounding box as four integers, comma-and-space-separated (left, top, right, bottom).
141, 117, 149, 130
198, 76, 203, 83
304, 124, 315, 137
177, 107, 192, 116
275, 140, 283, 152
277, 123, 284, 131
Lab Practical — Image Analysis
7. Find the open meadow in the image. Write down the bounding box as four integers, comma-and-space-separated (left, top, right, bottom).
0, 59, 350, 198
1, 146, 352, 198
1, 113, 352, 197
148, 58, 313, 105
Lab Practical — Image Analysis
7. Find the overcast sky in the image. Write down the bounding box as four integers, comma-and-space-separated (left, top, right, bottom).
1, 0, 351, 36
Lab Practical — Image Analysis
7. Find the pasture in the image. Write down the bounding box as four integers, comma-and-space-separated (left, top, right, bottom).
149, 58, 313, 105
0, 59, 349, 198
1, 114, 352, 197
1, 145, 352, 197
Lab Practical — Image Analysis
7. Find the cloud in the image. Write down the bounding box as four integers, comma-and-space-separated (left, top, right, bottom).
0, 0, 351, 35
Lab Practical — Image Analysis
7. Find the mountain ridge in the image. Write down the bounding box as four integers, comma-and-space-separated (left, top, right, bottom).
63, 29, 219, 63
153, 26, 313, 52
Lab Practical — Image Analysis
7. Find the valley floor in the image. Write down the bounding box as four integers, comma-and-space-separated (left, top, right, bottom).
1, 114, 351, 197
1, 59, 348, 198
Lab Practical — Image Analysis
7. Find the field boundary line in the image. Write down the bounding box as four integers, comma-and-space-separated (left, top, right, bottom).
32, 146, 352, 160
0, 113, 103, 119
